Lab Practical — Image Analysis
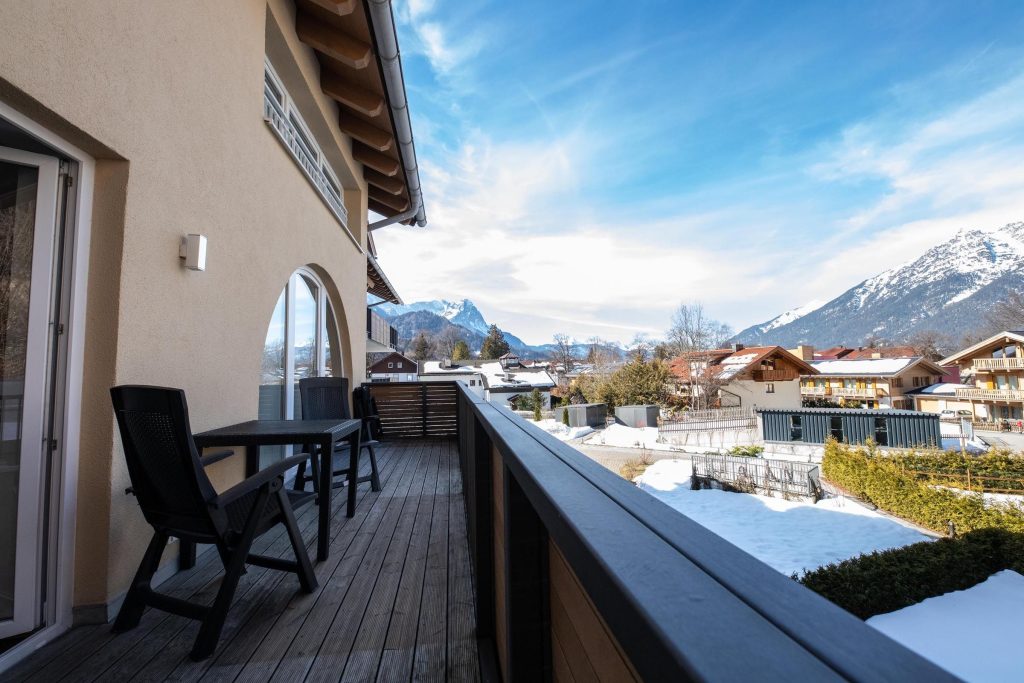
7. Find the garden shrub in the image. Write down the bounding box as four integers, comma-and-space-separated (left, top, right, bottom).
822, 440, 1024, 535
799, 528, 1024, 619
621, 451, 654, 481
562, 407, 569, 426
726, 444, 764, 458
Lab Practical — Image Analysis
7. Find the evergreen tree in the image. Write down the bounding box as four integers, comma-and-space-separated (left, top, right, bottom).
480, 324, 510, 359
411, 332, 434, 361
452, 339, 471, 361
531, 388, 542, 421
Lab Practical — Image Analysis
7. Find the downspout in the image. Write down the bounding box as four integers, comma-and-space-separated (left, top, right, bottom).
367, 0, 426, 229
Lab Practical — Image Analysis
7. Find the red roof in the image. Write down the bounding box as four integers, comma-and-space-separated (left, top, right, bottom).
669, 346, 815, 381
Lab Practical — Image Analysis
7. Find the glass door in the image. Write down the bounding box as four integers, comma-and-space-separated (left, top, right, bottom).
0, 147, 59, 639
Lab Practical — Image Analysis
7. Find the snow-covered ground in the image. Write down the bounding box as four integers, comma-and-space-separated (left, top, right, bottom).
583, 424, 678, 451
637, 460, 929, 575
939, 420, 989, 453
528, 419, 594, 441
868, 570, 1024, 682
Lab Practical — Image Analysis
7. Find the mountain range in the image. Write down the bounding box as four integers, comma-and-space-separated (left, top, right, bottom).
733, 221, 1024, 347
374, 298, 621, 359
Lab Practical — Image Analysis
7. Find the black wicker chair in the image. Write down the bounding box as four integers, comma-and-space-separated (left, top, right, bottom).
109, 385, 317, 661
294, 377, 381, 493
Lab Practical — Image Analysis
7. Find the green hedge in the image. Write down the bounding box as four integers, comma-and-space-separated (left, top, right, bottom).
822, 440, 1024, 534
799, 528, 1024, 618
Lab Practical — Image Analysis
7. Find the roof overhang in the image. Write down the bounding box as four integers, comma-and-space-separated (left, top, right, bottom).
367, 253, 402, 304
939, 331, 1024, 365
295, 0, 425, 226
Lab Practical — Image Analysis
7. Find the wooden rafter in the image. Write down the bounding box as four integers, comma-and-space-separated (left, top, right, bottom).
338, 112, 393, 151
364, 167, 404, 194
369, 186, 410, 212
353, 142, 400, 176
296, 12, 371, 69
304, 0, 356, 16
368, 198, 400, 217
321, 70, 385, 117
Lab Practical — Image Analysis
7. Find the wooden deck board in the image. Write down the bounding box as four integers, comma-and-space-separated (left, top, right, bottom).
7, 440, 479, 683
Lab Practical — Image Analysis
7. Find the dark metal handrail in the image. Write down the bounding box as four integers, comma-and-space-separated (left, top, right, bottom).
367, 381, 956, 681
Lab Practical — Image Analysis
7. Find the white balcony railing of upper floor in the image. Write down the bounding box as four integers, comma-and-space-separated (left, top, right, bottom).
800, 386, 830, 396
971, 357, 1024, 371
263, 88, 349, 228
831, 387, 879, 399
956, 387, 1024, 401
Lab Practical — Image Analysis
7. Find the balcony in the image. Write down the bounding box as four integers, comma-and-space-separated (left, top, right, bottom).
752, 369, 799, 381
8, 382, 948, 681
971, 357, 1024, 371
832, 387, 878, 399
800, 385, 830, 396
367, 307, 398, 352
956, 387, 1024, 401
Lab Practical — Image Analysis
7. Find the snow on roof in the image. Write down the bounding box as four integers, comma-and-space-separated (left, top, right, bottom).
904, 382, 971, 396
419, 361, 481, 375
810, 357, 920, 376
478, 362, 555, 389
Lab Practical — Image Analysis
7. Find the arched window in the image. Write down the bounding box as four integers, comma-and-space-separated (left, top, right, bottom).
259, 268, 342, 425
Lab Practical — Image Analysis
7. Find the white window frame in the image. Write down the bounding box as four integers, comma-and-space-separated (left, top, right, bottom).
263, 59, 352, 234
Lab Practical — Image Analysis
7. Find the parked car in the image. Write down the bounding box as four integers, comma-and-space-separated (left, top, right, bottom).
939, 409, 972, 418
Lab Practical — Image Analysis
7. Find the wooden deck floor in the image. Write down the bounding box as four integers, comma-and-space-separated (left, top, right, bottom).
7, 439, 481, 682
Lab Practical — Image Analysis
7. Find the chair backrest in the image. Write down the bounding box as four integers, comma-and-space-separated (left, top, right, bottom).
352, 386, 382, 440
298, 376, 351, 421
110, 385, 217, 532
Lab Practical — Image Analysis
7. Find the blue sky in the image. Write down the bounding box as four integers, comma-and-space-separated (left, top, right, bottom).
374, 0, 1024, 345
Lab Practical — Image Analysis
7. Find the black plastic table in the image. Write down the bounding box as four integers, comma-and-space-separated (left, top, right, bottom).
193, 418, 361, 562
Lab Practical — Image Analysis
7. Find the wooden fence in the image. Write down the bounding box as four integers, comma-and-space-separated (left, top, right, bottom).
692, 453, 823, 501
365, 382, 459, 439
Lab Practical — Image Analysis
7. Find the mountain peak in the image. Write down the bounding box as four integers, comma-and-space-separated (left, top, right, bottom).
734, 220, 1024, 346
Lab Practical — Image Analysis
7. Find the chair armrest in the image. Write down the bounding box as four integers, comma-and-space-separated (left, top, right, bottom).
210, 453, 311, 509
200, 449, 235, 467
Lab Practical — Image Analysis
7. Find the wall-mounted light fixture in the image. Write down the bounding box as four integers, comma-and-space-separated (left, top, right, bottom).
179, 234, 207, 271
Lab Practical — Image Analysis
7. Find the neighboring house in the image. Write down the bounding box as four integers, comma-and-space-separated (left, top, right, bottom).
0, 0, 426, 659
905, 383, 976, 415
800, 357, 947, 409
368, 352, 418, 383
669, 345, 816, 410
939, 331, 1024, 423
788, 345, 919, 361
418, 360, 555, 408
418, 360, 487, 399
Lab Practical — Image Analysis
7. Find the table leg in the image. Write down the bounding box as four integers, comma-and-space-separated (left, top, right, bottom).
245, 444, 259, 477
317, 436, 331, 561
347, 429, 361, 518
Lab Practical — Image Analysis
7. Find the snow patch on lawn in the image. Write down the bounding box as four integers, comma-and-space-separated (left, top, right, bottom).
528, 419, 594, 441
584, 424, 677, 451
868, 570, 1024, 682
637, 460, 929, 575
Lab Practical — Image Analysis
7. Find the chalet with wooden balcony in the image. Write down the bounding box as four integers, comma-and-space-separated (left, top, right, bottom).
939, 330, 1024, 423
800, 357, 946, 409
669, 345, 815, 409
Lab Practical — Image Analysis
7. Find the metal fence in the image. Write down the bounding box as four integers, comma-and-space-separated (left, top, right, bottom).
692, 453, 823, 500
661, 407, 757, 433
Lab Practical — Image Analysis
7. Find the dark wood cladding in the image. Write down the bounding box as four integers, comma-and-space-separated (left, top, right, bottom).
366, 382, 458, 439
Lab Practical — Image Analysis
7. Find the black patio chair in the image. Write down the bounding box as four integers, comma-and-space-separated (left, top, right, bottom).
109, 385, 317, 661
294, 377, 381, 493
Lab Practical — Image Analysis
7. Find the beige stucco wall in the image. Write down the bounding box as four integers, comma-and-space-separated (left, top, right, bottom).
0, 0, 372, 610
728, 379, 802, 410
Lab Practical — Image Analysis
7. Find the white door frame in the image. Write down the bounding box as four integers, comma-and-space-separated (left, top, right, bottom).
0, 145, 59, 640
0, 100, 94, 672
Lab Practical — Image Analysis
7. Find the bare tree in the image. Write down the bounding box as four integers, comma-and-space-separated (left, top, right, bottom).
665, 303, 734, 410
435, 326, 462, 360
551, 333, 577, 374
906, 329, 952, 361
985, 290, 1024, 334
629, 333, 653, 362
666, 302, 733, 355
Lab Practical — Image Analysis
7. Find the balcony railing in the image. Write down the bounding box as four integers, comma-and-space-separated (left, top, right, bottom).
832, 387, 878, 399
366, 308, 398, 350
956, 387, 1024, 401
972, 357, 1024, 371
364, 381, 954, 681
752, 369, 799, 381
264, 90, 349, 227
800, 385, 830, 396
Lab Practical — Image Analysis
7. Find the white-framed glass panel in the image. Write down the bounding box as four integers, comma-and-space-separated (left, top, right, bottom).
0, 147, 59, 639
259, 268, 342, 441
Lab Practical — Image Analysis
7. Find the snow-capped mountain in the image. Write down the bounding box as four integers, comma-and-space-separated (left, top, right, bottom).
375, 298, 490, 336
734, 221, 1024, 347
